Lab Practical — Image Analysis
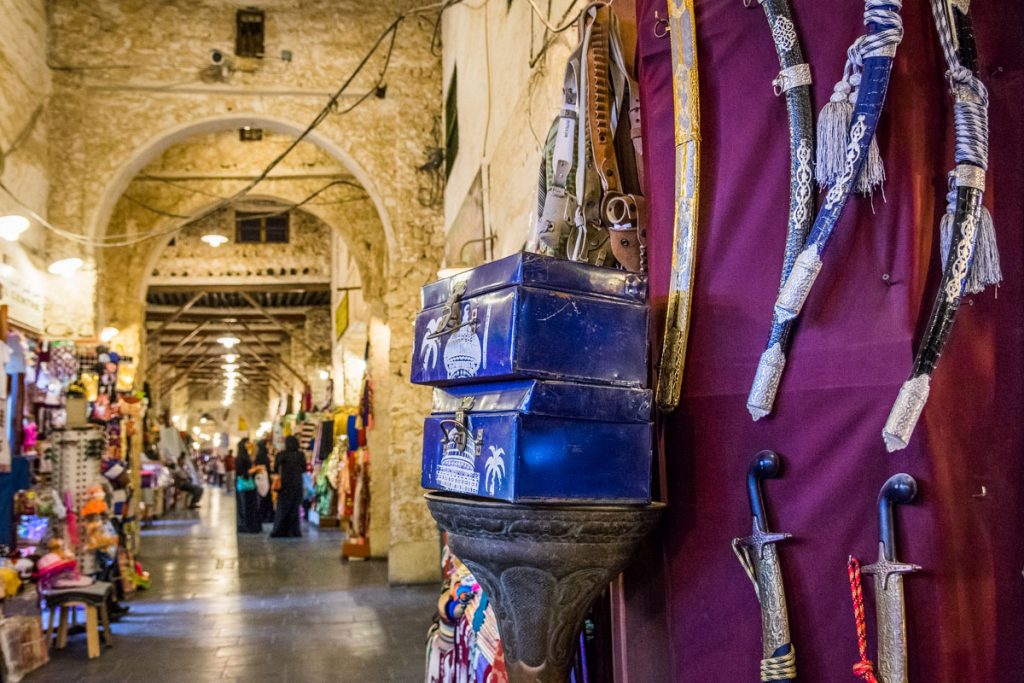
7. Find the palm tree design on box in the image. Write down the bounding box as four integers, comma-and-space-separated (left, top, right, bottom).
484, 446, 506, 497
420, 317, 441, 372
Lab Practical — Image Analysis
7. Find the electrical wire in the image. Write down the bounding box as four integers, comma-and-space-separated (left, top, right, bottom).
2, 0, 463, 249
525, 0, 597, 34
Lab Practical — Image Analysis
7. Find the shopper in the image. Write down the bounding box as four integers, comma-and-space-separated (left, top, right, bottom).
172, 455, 203, 509
235, 438, 262, 534
254, 438, 275, 524
270, 436, 305, 538
214, 453, 226, 487
223, 449, 236, 492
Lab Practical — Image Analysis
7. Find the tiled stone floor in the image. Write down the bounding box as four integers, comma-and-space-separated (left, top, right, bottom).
31, 487, 437, 682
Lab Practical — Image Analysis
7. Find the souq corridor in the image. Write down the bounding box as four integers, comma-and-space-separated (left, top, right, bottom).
0, 1, 1021, 682
31, 490, 433, 682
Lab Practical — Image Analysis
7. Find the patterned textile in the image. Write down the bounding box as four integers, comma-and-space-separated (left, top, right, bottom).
425, 545, 507, 683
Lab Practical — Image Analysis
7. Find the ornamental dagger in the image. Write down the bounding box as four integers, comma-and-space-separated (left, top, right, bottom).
882, 0, 996, 451
743, 0, 816, 421
732, 451, 796, 682
655, 0, 701, 413
861, 473, 921, 683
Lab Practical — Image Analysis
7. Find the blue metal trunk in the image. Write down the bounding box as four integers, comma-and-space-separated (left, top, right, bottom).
420, 380, 652, 503
412, 252, 648, 388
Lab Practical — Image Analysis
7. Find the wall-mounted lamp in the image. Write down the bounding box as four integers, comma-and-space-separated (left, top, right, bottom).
0, 215, 30, 242
48, 257, 83, 276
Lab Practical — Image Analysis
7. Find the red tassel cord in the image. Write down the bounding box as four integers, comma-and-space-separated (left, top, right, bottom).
848, 556, 878, 683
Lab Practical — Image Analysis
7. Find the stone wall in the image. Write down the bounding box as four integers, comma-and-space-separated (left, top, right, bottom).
42, 0, 446, 582
153, 206, 332, 281
441, 0, 637, 262
441, 0, 579, 261
0, 0, 67, 336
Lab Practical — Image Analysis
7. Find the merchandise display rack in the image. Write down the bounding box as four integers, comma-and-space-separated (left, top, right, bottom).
52, 427, 105, 573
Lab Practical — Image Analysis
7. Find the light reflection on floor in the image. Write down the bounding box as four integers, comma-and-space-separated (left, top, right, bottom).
30, 486, 436, 682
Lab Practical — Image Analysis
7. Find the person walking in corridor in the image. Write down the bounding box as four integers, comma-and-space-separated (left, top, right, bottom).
270, 436, 305, 538
254, 438, 275, 524
236, 438, 262, 534
223, 449, 236, 492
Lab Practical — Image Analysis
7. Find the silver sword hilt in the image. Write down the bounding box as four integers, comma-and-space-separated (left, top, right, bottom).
862, 473, 922, 586
861, 473, 921, 683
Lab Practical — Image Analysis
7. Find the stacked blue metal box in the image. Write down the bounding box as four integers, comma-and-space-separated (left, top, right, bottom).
413, 252, 653, 503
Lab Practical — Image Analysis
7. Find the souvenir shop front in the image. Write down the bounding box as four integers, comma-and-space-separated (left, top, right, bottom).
0, 304, 151, 680
420, 1, 1022, 681
262, 368, 374, 561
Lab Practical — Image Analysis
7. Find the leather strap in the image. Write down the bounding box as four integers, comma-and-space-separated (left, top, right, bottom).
587, 7, 645, 272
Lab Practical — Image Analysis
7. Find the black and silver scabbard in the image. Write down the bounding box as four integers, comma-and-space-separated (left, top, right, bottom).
732, 451, 796, 682
883, 0, 996, 451
744, 0, 816, 421
861, 474, 921, 683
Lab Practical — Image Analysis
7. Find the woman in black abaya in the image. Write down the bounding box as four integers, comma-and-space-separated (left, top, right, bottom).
270, 436, 305, 538
254, 439, 275, 524
235, 438, 262, 534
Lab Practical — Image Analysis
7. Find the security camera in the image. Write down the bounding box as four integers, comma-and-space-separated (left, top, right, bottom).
210, 49, 226, 65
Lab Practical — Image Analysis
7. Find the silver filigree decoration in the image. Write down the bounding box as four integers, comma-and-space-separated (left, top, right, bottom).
748, 343, 787, 420
863, 542, 920, 683
791, 138, 813, 232
772, 64, 812, 96
774, 246, 822, 322
945, 213, 977, 303
955, 163, 985, 191
771, 15, 797, 53
882, 374, 931, 452
824, 115, 868, 210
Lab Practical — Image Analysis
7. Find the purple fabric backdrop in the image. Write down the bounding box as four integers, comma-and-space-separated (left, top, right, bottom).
629, 1, 1024, 680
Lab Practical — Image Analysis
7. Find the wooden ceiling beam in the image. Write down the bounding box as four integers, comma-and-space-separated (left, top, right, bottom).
146, 281, 330, 294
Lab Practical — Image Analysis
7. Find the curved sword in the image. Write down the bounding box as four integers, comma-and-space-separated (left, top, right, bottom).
861, 473, 921, 683
882, 0, 991, 451
744, 0, 816, 421
732, 451, 796, 681
655, 0, 701, 413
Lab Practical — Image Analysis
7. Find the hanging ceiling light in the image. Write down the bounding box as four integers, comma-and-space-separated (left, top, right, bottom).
222, 363, 240, 372
99, 326, 119, 342
0, 215, 30, 242
48, 257, 83, 276
318, 369, 330, 380
201, 233, 229, 247
217, 336, 240, 348
224, 353, 238, 363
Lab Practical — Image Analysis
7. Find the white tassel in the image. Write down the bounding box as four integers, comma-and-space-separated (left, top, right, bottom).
939, 189, 957, 270
964, 206, 1002, 294
815, 79, 854, 187
856, 135, 886, 195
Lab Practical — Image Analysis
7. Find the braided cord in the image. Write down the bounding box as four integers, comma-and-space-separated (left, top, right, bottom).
861, 1, 904, 57
760, 645, 797, 681
732, 538, 762, 601
848, 557, 879, 683
930, 0, 989, 169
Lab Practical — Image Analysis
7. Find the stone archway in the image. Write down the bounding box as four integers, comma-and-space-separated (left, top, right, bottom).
83, 118, 441, 583
87, 113, 399, 268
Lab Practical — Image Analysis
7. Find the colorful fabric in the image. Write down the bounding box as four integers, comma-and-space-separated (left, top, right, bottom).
425, 545, 507, 683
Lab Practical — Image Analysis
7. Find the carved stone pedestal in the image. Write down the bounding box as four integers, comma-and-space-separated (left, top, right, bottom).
425, 492, 664, 683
